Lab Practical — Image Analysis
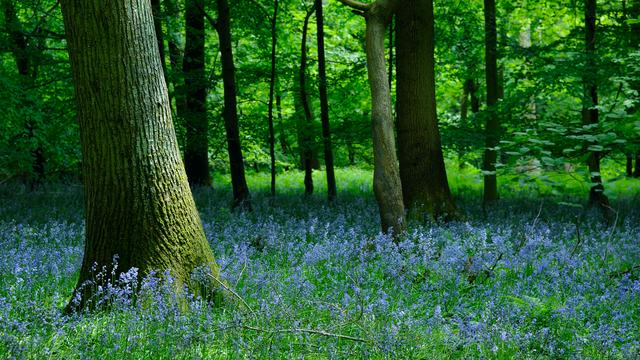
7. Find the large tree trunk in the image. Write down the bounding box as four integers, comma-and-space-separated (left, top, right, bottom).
316, 0, 338, 203
396, 0, 456, 221
299, 5, 316, 196
482, 0, 500, 205
339, 0, 405, 235
216, 0, 252, 210
183, 0, 210, 185
60, 0, 219, 311
267, 0, 279, 197
582, 0, 610, 210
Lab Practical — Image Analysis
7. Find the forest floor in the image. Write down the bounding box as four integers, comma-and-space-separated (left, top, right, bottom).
1, 168, 639, 359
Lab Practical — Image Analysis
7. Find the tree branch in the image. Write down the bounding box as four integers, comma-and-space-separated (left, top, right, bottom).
336, 0, 371, 12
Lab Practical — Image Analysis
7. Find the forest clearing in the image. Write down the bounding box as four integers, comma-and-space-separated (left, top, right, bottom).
1, 0, 640, 358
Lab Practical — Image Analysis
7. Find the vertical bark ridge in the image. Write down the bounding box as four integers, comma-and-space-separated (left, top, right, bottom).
61, 0, 218, 311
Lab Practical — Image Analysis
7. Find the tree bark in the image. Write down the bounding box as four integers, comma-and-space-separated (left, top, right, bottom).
315, 0, 338, 203
627, 153, 633, 177
582, 0, 610, 210
396, 0, 456, 221
216, 0, 252, 210
267, 0, 279, 197
299, 5, 316, 196
60, 0, 219, 311
339, 0, 405, 235
482, 0, 500, 205
183, 0, 210, 185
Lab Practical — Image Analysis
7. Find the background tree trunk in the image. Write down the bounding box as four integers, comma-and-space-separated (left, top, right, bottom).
60, 0, 219, 311
151, 0, 168, 81
396, 0, 456, 220
339, 0, 405, 234
315, 0, 338, 203
583, 0, 610, 210
183, 0, 210, 185
299, 5, 316, 196
2, 0, 45, 187
216, 0, 252, 209
165, 0, 183, 118
367, 1, 405, 235
276, 92, 289, 154
267, 0, 279, 197
482, 0, 500, 205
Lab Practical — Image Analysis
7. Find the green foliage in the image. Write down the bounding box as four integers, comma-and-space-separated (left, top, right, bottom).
0, 0, 639, 197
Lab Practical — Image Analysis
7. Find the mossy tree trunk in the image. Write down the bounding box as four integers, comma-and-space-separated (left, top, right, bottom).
396, 0, 456, 221
339, 0, 405, 235
60, 0, 219, 311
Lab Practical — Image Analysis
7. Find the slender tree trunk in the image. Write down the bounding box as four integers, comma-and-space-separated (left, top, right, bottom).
60, 0, 219, 311
470, 80, 481, 114
183, 0, 209, 185
367, 1, 405, 235
216, 0, 252, 209
151, 0, 168, 81
396, 0, 456, 221
299, 6, 316, 196
164, 0, 184, 127
628, 1, 640, 180
458, 79, 476, 169
267, 0, 279, 197
482, 0, 500, 205
388, 17, 394, 90
583, 0, 610, 210
315, 0, 337, 203
339, 0, 405, 235
626, 153, 633, 177
276, 92, 288, 153
2, 0, 45, 187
